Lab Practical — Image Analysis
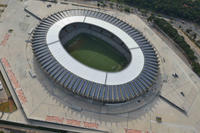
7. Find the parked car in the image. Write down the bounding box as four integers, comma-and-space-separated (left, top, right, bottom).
0, 81, 3, 91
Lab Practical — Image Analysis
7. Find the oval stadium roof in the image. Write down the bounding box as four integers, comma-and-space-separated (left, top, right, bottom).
31, 9, 159, 103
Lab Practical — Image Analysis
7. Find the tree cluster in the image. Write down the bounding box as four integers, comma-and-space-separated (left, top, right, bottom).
151, 17, 200, 76
112, 0, 200, 24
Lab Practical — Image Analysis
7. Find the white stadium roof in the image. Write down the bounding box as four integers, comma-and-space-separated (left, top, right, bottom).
47, 16, 144, 85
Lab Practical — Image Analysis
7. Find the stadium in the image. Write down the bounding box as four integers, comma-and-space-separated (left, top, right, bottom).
32, 9, 159, 103
1, 1, 200, 132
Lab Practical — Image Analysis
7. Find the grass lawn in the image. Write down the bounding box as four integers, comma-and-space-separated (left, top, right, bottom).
0, 71, 17, 113
64, 33, 129, 72
0, 99, 17, 113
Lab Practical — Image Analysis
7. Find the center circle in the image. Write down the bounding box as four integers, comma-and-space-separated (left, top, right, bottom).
59, 22, 131, 72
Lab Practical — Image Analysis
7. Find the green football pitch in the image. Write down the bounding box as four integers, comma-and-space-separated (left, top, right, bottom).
64, 33, 129, 72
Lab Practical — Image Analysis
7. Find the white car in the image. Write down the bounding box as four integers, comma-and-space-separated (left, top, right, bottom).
0, 81, 3, 91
